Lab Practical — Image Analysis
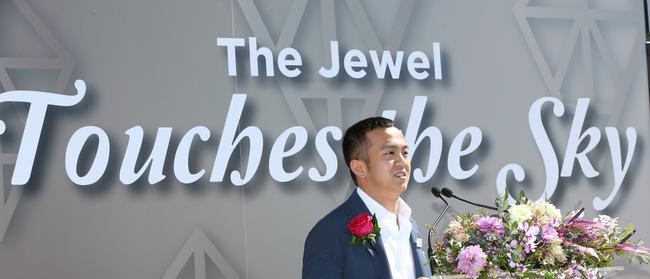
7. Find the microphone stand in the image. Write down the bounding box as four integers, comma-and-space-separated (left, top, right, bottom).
428, 187, 449, 275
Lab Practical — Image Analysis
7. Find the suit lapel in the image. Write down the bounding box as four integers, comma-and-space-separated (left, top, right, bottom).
343, 191, 392, 279
371, 234, 392, 279
409, 217, 432, 278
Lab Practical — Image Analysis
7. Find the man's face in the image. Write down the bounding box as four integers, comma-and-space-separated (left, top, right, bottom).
358, 127, 410, 196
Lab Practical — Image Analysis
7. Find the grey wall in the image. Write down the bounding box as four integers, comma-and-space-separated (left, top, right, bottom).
1, 0, 649, 278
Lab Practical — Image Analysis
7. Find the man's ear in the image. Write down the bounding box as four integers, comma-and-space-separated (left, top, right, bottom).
350, 160, 367, 178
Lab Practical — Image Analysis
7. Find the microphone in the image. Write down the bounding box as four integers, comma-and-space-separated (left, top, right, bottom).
440, 187, 500, 211
428, 187, 450, 275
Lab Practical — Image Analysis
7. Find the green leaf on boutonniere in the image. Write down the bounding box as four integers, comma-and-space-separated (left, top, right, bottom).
371, 213, 381, 235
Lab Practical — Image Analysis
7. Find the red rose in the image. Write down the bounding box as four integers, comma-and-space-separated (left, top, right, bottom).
348, 213, 374, 238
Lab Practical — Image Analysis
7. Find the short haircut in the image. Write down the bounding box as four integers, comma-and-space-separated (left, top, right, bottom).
342, 117, 395, 185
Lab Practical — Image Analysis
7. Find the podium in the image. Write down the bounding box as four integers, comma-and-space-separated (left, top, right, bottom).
431, 267, 623, 278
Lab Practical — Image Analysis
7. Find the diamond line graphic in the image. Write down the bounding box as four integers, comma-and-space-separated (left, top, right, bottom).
513, 0, 643, 125
0, 0, 73, 92
162, 229, 241, 279
0, 144, 18, 240
0, 0, 73, 242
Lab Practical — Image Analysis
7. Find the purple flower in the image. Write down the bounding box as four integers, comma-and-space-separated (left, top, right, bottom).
516, 263, 526, 272
446, 253, 455, 263
524, 239, 537, 253
519, 223, 539, 239
507, 240, 519, 249
508, 260, 526, 272
476, 216, 505, 240
518, 222, 539, 253
541, 226, 559, 243
456, 245, 487, 278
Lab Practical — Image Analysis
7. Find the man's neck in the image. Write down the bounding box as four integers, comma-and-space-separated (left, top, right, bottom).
358, 186, 400, 214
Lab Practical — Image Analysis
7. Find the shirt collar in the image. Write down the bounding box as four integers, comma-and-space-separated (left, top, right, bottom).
356, 187, 412, 222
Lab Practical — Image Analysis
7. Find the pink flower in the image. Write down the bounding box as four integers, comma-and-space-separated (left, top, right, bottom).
587, 269, 599, 279
569, 219, 606, 230
456, 245, 487, 278
616, 243, 650, 256
569, 243, 599, 259
347, 213, 374, 238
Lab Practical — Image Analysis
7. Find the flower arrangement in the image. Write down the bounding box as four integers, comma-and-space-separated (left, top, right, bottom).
432, 190, 650, 278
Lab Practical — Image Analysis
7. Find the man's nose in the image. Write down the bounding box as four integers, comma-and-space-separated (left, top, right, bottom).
395, 152, 408, 166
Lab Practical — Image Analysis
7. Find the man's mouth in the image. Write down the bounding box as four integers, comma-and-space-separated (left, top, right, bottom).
394, 171, 407, 179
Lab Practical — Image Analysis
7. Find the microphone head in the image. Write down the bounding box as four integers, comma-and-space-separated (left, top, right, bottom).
441, 187, 453, 198
431, 187, 441, 198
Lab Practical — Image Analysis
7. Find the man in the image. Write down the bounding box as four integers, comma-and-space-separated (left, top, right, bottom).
303, 117, 431, 279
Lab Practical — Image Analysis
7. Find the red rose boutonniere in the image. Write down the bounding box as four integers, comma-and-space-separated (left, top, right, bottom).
348, 212, 380, 247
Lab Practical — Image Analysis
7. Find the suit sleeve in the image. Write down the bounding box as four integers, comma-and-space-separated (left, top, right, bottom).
302, 221, 345, 279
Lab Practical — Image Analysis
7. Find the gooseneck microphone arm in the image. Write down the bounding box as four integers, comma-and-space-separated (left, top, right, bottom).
440, 187, 501, 211
431, 190, 449, 230
428, 187, 449, 275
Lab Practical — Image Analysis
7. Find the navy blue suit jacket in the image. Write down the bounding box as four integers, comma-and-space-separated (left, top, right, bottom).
303, 191, 431, 279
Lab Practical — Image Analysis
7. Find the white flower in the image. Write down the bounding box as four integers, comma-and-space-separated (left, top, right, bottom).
447, 220, 469, 242
530, 200, 561, 220
550, 240, 567, 263
545, 203, 562, 220
594, 215, 618, 231
509, 204, 533, 224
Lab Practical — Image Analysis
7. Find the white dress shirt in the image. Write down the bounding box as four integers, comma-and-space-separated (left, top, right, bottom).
357, 188, 415, 279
